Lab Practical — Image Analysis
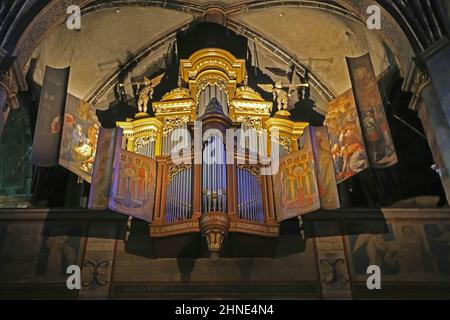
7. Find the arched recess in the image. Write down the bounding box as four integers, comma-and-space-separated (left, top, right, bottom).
9, 0, 416, 98
80, 18, 339, 106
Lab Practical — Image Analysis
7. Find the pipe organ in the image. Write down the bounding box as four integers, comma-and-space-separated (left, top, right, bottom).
116, 48, 309, 258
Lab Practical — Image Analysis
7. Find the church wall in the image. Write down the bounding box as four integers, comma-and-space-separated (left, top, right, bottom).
0, 208, 449, 299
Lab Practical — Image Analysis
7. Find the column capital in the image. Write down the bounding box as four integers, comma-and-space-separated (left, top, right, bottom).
0, 68, 20, 109
402, 61, 431, 112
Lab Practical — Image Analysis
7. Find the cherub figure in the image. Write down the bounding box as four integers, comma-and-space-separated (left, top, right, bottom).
137, 73, 165, 113
258, 80, 309, 111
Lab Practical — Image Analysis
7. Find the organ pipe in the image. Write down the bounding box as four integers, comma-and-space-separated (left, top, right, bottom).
236, 166, 264, 222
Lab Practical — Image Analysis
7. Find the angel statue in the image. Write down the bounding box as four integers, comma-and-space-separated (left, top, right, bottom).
119, 73, 165, 114
137, 73, 165, 113
258, 80, 309, 111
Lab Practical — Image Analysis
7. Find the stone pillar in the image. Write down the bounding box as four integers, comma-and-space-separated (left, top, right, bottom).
404, 60, 450, 204
315, 236, 352, 299
422, 39, 450, 123
78, 222, 117, 300
0, 84, 8, 138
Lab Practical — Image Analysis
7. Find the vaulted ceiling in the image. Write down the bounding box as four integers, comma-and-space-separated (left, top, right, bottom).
25, 1, 409, 114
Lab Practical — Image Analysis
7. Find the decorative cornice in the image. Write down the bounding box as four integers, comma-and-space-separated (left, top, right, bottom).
402, 61, 431, 111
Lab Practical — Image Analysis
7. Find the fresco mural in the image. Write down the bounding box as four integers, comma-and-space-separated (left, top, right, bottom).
346, 53, 397, 168
109, 149, 157, 222
59, 94, 100, 183
347, 222, 450, 280
324, 89, 369, 183
310, 126, 340, 210
274, 129, 320, 221
425, 224, 450, 276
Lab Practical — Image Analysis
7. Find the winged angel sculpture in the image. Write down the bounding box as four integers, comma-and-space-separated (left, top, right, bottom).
258, 80, 309, 111
137, 73, 165, 113
119, 73, 165, 114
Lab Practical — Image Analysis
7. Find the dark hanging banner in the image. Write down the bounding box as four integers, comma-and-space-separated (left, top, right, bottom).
346, 53, 397, 168
31, 66, 70, 167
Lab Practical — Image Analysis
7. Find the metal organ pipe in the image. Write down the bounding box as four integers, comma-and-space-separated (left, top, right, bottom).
202, 134, 227, 213
165, 166, 193, 223
198, 85, 229, 117
236, 167, 264, 222
164, 122, 192, 223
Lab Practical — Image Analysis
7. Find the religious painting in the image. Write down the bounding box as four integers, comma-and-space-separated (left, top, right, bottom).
349, 225, 400, 276
346, 53, 397, 168
59, 94, 100, 182
348, 222, 436, 280
310, 126, 340, 210
424, 224, 450, 276
109, 148, 157, 222
391, 223, 434, 275
88, 127, 119, 210
31, 66, 70, 167
273, 129, 320, 221
35, 235, 82, 281
324, 89, 368, 183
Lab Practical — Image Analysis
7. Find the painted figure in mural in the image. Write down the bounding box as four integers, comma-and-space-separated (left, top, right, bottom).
87, 123, 99, 149
331, 144, 344, 175
314, 130, 336, 204
59, 95, 101, 182
353, 234, 400, 269
117, 153, 132, 199
76, 100, 90, 121
281, 158, 299, 204
396, 225, 429, 273
45, 236, 76, 278
363, 108, 388, 162
50, 116, 61, 134
70, 123, 93, 171
325, 89, 369, 183
352, 62, 397, 167
280, 152, 316, 208
134, 158, 150, 203
71, 124, 88, 149
427, 225, 450, 273
84, 131, 98, 170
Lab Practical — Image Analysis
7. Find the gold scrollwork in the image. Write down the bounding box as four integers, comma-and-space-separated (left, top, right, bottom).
236, 115, 263, 131
411, 70, 431, 96
238, 164, 261, 181
163, 115, 189, 134
168, 163, 192, 182
134, 135, 156, 152
196, 76, 230, 105
233, 102, 272, 114
272, 135, 292, 152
